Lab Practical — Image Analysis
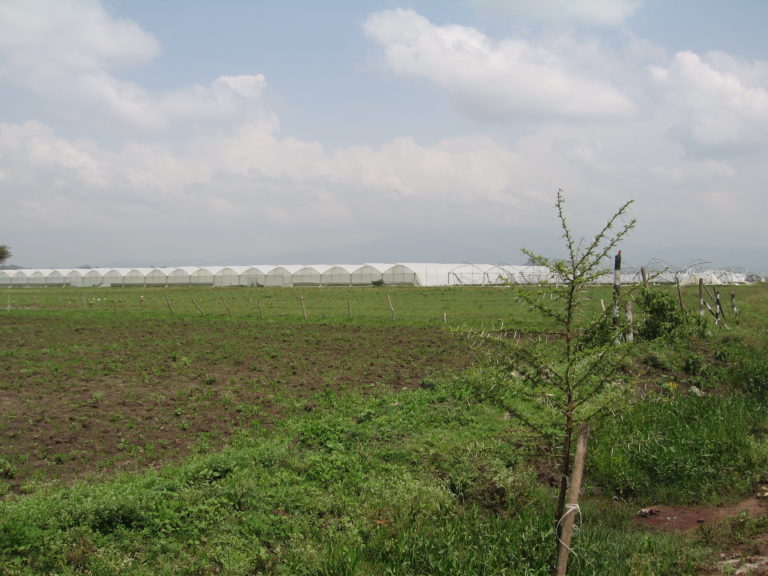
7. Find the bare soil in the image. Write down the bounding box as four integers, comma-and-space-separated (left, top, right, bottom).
0, 315, 476, 491
635, 496, 768, 574
635, 497, 767, 533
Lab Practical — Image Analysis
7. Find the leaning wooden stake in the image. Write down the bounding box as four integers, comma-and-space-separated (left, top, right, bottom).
220, 296, 233, 318
164, 295, 174, 315
676, 279, 686, 312
300, 295, 307, 320
192, 298, 205, 316
556, 422, 591, 576
387, 293, 396, 321
257, 299, 264, 320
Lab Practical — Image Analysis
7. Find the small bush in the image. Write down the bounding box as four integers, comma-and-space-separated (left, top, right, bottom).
636, 288, 689, 341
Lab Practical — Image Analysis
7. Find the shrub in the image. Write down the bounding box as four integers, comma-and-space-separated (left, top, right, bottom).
636, 288, 689, 341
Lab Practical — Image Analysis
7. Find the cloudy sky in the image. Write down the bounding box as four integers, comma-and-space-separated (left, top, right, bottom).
1, 0, 767, 270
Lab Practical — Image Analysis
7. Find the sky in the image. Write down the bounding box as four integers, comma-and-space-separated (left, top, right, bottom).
1, 0, 767, 270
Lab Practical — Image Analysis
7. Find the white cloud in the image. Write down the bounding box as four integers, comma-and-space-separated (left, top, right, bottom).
466, 0, 641, 27
2, 1, 767, 268
0, 0, 158, 89
651, 51, 768, 150
364, 9, 635, 120
0, 1, 272, 133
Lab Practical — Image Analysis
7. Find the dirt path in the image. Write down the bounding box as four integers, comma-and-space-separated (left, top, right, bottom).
635, 494, 768, 574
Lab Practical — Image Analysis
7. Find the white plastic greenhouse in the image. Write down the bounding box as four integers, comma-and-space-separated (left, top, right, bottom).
0, 263, 749, 288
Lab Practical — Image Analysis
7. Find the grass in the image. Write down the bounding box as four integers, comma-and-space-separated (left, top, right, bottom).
0, 376, 712, 575
1, 283, 768, 574
589, 392, 768, 503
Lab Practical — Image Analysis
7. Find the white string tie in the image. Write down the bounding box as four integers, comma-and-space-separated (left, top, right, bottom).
556, 503, 582, 558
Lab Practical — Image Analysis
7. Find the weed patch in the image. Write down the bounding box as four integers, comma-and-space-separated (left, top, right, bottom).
590, 392, 768, 503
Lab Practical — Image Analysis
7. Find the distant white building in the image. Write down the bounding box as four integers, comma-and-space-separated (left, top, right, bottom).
0, 263, 749, 287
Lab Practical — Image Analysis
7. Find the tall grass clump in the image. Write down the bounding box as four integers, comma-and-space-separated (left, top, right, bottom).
718, 341, 768, 405
589, 392, 768, 503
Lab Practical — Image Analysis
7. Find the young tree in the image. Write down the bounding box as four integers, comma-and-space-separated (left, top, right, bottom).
487, 190, 635, 540
0, 245, 10, 266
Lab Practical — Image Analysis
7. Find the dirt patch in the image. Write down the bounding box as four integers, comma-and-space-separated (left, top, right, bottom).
635, 497, 768, 533
635, 495, 768, 574
0, 316, 477, 491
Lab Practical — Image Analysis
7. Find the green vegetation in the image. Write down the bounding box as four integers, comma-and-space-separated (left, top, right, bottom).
1, 281, 767, 574
0, 245, 10, 266
485, 191, 635, 529
590, 393, 767, 503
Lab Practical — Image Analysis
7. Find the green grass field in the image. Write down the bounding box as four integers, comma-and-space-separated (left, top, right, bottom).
1, 284, 767, 575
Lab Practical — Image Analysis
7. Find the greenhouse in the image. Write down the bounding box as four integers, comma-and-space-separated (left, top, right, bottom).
320, 265, 357, 286
350, 265, 383, 285
0, 263, 750, 288
165, 268, 195, 285
292, 266, 322, 286
239, 267, 266, 287
65, 270, 84, 287
145, 269, 168, 286
265, 266, 301, 287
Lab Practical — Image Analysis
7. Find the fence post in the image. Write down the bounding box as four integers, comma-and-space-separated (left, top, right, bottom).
715, 289, 723, 325
192, 298, 205, 316
612, 250, 622, 342
676, 278, 686, 312
625, 301, 634, 343
220, 296, 233, 318
387, 293, 396, 321
556, 422, 591, 576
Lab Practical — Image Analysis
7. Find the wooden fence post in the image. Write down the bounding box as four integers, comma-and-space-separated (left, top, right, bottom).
714, 290, 723, 325
300, 295, 307, 320
192, 298, 205, 316
556, 422, 591, 576
387, 294, 396, 321
220, 296, 233, 318
676, 279, 686, 312
612, 251, 622, 342
625, 301, 634, 343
